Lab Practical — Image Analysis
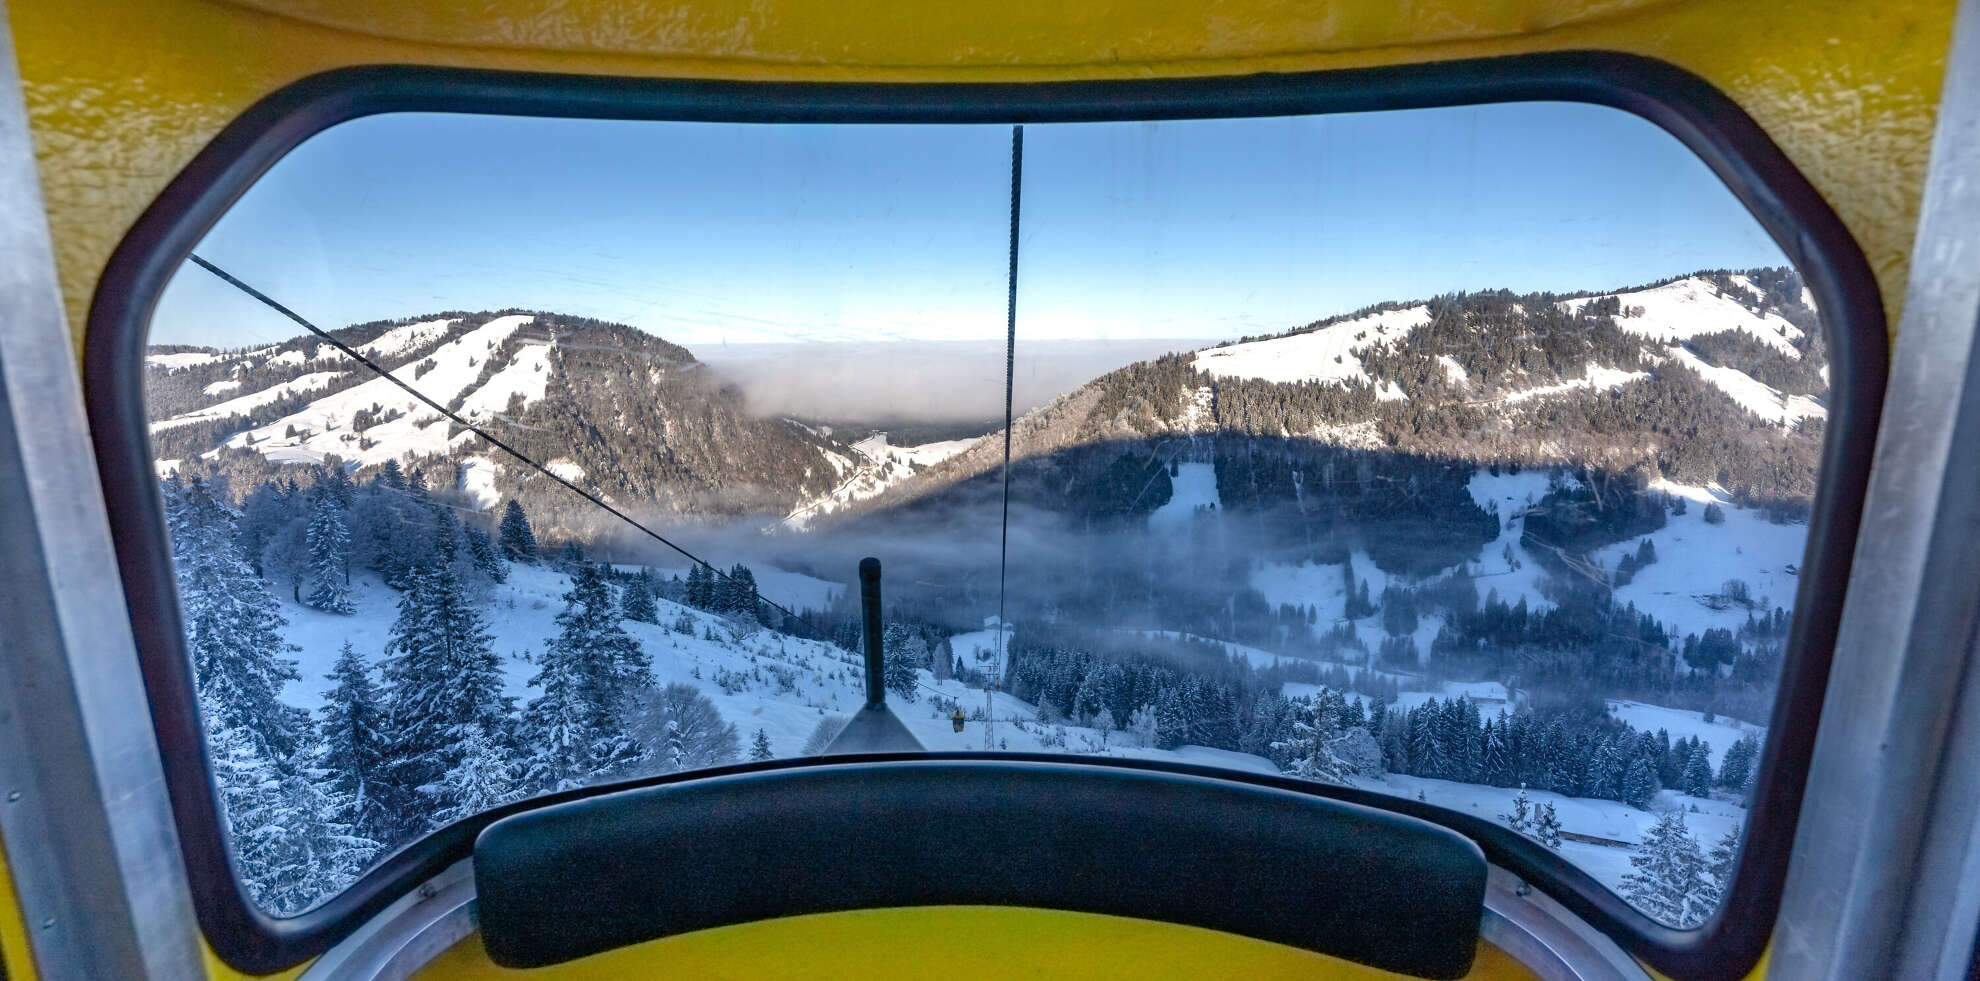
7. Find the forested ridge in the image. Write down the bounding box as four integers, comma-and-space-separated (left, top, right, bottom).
148, 311, 856, 533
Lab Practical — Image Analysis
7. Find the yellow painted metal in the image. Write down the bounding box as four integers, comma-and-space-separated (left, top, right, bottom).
0, 2, 1950, 980
0, 835, 41, 981
203, 943, 307, 981
409, 906, 1541, 980
2, 0, 1955, 351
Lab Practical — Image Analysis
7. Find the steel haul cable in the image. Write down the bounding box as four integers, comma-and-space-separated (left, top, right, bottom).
185, 253, 818, 637
990, 124, 1023, 751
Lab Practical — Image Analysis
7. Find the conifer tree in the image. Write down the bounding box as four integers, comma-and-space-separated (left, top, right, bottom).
316, 460, 355, 509
882, 622, 922, 703
378, 560, 511, 834
430, 724, 518, 826
497, 499, 537, 562
1703, 825, 1741, 910
1153, 685, 1193, 750
518, 564, 655, 791
1683, 744, 1715, 797
1535, 802, 1564, 850
209, 715, 379, 915
728, 565, 761, 622
750, 728, 774, 761
1622, 758, 1660, 809
685, 564, 712, 609
1621, 811, 1709, 927
1502, 788, 1533, 834
1718, 734, 1759, 791
167, 474, 304, 760
1272, 698, 1353, 786
1128, 704, 1159, 748
319, 643, 389, 841
620, 571, 659, 623
377, 459, 406, 491
515, 639, 592, 793
464, 525, 507, 584
560, 565, 655, 728
303, 493, 355, 613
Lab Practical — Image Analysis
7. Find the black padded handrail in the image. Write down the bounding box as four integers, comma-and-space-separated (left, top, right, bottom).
474, 759, 1487, 978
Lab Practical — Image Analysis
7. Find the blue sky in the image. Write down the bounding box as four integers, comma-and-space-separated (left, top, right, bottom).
153, 102, 1788, 349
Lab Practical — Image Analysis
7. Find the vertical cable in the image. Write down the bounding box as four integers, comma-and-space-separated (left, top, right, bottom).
991, 124, 1023, 751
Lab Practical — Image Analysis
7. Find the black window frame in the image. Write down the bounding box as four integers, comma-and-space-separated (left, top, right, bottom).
82, 52, 1886, 980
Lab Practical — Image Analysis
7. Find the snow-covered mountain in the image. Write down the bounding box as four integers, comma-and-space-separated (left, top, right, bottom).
146, 312, 860, 528
836, 267, 1825, 523
147, 268, 1822, 538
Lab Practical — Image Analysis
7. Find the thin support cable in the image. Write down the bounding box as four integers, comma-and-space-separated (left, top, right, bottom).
992, 124, 1023, 750
183, 253, 815, 636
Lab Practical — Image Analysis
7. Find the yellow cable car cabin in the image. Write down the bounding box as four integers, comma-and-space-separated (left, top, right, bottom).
0, 0, 1972, 979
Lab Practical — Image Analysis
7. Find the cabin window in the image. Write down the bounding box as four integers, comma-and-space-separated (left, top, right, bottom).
121, 78, 1861, 966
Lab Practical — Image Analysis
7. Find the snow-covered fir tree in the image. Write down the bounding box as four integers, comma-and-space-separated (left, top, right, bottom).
1535, 802, 1563, 850
166, 474, 305, 760
518, 564, 656, 791
428, 724, 519, 826
1683, 743, 1715, 797
620, 570, 659, 624
378, 559, 513, 835
464, 525, 507, 584
685, 563, 715, 609
1701, 825, 1740, 910
1272, 697, 1354, 786
750, 727, 774, 761
1154, 686, 1190, 749
1718, 734, 1759, 792
1128, 704, 1159, 748
208, 714, 379, 915
318, 642, 390, 841
1620, 810, 1711, 928
721, 564, 760, 621
1502, 788, 1533, 834
882, 622, 923, 703
515, 639, 593, 793
497, 499, 536, 562
1623, 759, 1660, 809
554, 564, 655, 734
303, 492, 354, 613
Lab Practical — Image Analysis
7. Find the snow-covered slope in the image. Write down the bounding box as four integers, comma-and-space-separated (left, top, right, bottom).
148, 311, 859, 527
146, 351, 223, 370
271, 557, 1746, 905
1148, 462, 1220, 529
152, 371, 348, 432
1561, 276, 1805, 356
1184, 274, 1818, 429
205, 314, 537, 470
1191, 305, 1430, 389
780, 432, 976, 530
1661, 346, 1825, 425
